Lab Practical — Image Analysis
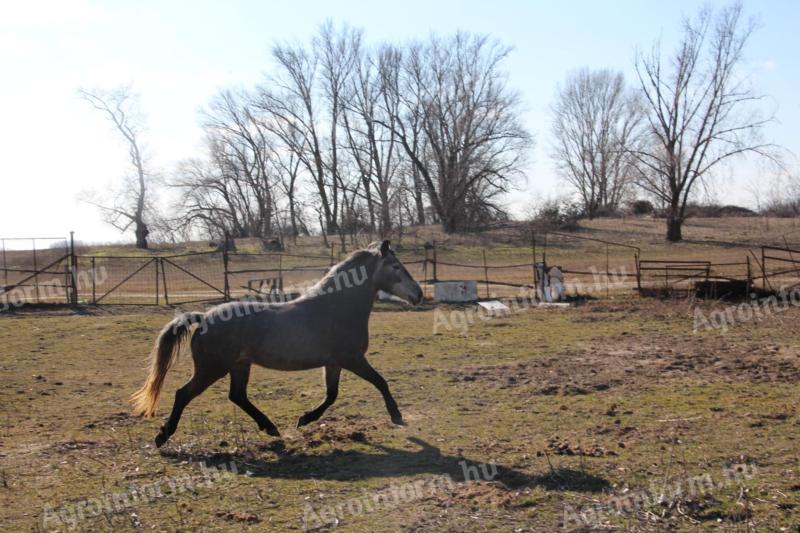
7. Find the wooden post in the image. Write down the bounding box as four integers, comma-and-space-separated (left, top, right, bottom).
605, 243, 610, 299
91, 256, 96, 304
278, 253, 283, 295
222, 246, 231, 301
482, 249, 490, 299
542, 233, 547, 267
531, 230, 537, 288
330, 244, 335, 266
635, 252, 642, 295
69, 232, 78, 305
161, 258, 169, 305
422, 246, 428, 297
746, 255, 752, 295
32, 238, 39, 304
432, 240, 438, 282
762, 246, 766, 291
1, 238, 7, 287
154, 256, 160, 305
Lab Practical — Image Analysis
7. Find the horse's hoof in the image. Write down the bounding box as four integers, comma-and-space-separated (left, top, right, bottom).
296, 415, 310, 428
391, 414, 405, 426
265, 425, 281, 437
154, 432, 167, 448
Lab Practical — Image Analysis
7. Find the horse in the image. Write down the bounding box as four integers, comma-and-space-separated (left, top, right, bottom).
132, 240, 423, 448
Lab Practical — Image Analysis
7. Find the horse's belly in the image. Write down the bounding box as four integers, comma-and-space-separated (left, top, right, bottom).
250, 341, 334, 371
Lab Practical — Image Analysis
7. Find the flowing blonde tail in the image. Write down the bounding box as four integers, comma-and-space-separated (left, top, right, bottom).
131, 312, 204, 417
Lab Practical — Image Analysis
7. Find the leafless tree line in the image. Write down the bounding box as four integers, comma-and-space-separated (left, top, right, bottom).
551, 69, 646, 219
80, 3, 783, 247
175, 24, 531, 245
551, 1, 781, 241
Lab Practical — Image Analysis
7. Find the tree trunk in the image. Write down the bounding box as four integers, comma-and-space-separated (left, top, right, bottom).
412, 166, 426, 225
135, 221, 149, 249
288, 199, 299, 242
666, 216, 683, 242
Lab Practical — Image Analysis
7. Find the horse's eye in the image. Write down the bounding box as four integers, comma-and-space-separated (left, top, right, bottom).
392, 265, 401, 271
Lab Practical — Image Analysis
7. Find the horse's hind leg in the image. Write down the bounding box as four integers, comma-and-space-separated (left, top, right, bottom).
344, 359, 403, 425
228, 363, 281, 437
297, 365, 341, 427
155, 369, 222, 448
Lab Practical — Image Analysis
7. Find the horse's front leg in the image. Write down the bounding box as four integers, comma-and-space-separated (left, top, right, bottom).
344, 358, 404, 425
297, 365, 341, 427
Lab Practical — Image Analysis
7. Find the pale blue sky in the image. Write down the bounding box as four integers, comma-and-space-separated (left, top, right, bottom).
1, 0, 797, 242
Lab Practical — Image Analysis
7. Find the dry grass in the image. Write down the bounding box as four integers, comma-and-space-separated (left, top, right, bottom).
0, 295, 799, 531
1, 217, 799, 531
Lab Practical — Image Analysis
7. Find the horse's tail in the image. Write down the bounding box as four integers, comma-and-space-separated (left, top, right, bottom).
131, 312, 205, 417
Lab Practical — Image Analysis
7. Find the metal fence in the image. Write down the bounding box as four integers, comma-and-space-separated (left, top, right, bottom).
0, 236, 73, 305
6, 231, 792, 309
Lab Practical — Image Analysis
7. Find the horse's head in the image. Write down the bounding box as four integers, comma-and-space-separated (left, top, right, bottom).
372, 240, 423, 305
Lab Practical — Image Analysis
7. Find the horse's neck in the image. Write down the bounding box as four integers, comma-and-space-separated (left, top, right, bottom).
314, 256, 377, 317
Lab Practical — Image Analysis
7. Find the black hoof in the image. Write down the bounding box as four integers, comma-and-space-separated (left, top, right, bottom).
154, 432, 168, 448
296, 412, 316, 428
391, 414, 405, 426
265, 425, 281, 437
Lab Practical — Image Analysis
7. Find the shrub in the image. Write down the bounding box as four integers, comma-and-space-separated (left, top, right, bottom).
529, 198, 583, 231
629, 200, 654, 216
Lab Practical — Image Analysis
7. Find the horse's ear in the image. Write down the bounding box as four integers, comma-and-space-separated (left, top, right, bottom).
380, 240, 391, 257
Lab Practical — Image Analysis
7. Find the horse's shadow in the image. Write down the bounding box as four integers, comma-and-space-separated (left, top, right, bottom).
161, 436, 609, 493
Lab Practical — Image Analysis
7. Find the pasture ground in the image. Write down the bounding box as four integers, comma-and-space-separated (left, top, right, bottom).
1, 216, 799, 531
1, 295, 799, 531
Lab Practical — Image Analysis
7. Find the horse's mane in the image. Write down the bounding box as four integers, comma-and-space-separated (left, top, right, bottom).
308, 248, 377, 293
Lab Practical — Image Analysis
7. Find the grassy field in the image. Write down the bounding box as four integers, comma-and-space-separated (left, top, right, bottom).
1, 217, 800, 531
1, 295, 799, 531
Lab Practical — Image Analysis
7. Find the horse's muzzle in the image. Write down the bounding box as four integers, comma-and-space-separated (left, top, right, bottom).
413, 286, 424, 305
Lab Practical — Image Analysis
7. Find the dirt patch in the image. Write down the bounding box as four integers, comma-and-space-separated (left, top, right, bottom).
445, 330, 800, 395
545, 436, 618, 457
447, 481, 517, 508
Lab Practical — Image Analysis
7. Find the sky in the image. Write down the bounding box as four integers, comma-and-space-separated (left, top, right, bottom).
1, 0, 798, 244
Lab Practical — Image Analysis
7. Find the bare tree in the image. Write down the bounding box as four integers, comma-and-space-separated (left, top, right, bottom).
79, 86, 152, 248
383, 33, 532, 232
257, 42, 334, 236
551, 69, 645, 219
341, 42, 403, 235
173, 90, 281, 240
631, 2, 775, 241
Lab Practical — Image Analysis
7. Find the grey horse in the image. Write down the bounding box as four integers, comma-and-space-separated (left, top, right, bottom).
132, 240, 423, 448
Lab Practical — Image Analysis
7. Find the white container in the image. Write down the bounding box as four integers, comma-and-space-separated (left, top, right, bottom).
434, 281, 478, 302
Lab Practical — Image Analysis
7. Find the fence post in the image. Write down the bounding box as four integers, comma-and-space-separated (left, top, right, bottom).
161, 258, 169, 305
605, 243, 610, 299
531, 230, 537, 290
154, 257, 160, 305
278, 253, 283, 293
422, 245, 428, 294
635, 252, 642, 295
432, 240, 438, 282
482, 249, 490, 299
32, 238, 39, 304
223, 246, 231, 301
1, 239, 6, 288
330, 244, 335, 266
542, 233, 547, 267
746, 255, 752, 295
761, 246, 766, 291
69, 232, 78, 305
91, 257, 96, 304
